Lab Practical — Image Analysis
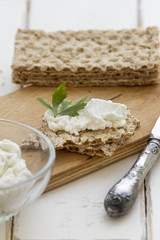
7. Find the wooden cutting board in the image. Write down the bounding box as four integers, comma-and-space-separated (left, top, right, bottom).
0, 85, 160, 192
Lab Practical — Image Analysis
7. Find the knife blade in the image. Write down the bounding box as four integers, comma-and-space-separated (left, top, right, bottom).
150, 116, 160, 140
104, 116, 160, 217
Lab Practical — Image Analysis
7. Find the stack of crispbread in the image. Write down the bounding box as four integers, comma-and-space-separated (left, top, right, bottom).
12, 27, 160, 87
41, 113, 139, 157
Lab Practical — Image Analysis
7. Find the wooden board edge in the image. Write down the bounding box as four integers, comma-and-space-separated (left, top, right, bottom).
44, 138, 147, 193
51, 135, 148, 179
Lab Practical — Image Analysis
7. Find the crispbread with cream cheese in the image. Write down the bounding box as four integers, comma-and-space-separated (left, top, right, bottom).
41, 114, 139, 157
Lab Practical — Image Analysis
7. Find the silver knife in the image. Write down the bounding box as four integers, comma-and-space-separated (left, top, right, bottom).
104, 116, 160, 217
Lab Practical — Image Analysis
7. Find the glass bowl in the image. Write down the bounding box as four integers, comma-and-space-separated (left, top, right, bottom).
0, 119, 55, 222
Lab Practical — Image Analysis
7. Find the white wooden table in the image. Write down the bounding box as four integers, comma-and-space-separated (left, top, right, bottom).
0, 0, 160, 239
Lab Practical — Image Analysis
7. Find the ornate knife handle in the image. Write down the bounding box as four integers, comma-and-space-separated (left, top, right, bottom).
104, 138, 160, 217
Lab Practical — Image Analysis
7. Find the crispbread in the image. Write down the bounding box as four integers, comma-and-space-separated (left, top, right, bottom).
41, 114, 139, 157
64, 142, 124, 157
12, 27, 160, 86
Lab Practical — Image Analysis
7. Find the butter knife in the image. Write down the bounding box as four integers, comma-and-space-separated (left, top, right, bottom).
104, 116, 160, 217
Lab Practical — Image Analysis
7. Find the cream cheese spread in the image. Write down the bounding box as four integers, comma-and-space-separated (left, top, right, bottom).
44, 98, 129, 135
0, 139, 32, 187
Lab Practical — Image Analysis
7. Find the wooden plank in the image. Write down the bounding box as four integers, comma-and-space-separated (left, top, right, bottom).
0, 0, 28, 238
0, 0, 27, 96
13, 155, 146, 240
141, 1, 160, 239
141, 0, 160, 28
0, 85, 159, 193
0, 219, 13, 240
144, 155, 160, 240
29, 0, 137, 31
0, 223, 6, 240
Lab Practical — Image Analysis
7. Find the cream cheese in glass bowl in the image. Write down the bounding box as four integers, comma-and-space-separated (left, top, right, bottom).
0, 119, 55, 222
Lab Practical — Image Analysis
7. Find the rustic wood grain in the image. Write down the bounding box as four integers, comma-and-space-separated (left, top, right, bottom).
0, 85, 159, 191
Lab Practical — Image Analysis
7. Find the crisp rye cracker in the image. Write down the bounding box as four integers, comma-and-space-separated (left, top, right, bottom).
41, 114, 139, 157
12, 27, 160, 86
